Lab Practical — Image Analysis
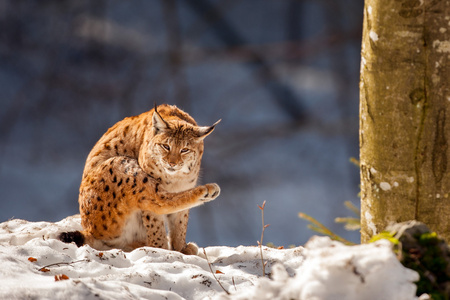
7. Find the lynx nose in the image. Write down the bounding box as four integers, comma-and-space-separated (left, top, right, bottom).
167, 154, 180, 167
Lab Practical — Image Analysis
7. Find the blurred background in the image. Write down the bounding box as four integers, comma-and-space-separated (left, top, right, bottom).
0, 0, 363, 247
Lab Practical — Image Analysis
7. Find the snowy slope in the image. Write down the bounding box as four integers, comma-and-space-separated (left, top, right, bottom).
0, 216, 420, 300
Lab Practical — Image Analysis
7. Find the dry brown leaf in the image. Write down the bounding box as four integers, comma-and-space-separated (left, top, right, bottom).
54, 274, 69, 281
215, 270, 224, 274
40, 267, 50, 272
28, 257, 37, 262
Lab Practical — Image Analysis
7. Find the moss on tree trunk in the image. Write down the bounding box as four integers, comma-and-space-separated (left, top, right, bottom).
360, 0, 450, 242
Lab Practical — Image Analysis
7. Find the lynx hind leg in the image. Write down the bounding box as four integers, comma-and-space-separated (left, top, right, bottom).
141, 211, 169, 250
167, 210, 198, 255
81, 231, 117, 250
167, 210, 188, 252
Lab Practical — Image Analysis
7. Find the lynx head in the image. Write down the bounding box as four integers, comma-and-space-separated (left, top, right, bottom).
145, 105, 220, 176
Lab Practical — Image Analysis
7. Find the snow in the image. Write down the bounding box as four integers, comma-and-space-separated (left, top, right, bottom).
221, 237, 419, 300
379, 182, 391, 191
0, 216, 421, 299
369, 31, 379, 42
432, 40, 450, 53
364, 211, 377, 236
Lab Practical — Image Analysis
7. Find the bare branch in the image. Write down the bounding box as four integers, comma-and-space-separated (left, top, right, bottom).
202, 248, 230, 295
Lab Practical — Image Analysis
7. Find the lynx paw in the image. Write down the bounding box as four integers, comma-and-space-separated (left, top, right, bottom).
180, 242, 199, 255
199, 183, 220, 202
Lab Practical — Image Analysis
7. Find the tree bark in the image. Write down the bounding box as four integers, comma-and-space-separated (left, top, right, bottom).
360, 0, 450, 242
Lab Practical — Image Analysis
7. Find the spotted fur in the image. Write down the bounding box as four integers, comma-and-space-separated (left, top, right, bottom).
60, 104, 220, 255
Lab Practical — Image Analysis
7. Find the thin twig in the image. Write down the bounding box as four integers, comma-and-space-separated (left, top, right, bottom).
38, 259, 89, 271
232, 276, 237, 292
258, 201, 270, 277
203, 248, 230, 295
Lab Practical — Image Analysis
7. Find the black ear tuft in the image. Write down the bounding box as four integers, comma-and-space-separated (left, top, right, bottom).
196, 119, 221, 140
152, 105, 170, 134
59, 231, 85, 247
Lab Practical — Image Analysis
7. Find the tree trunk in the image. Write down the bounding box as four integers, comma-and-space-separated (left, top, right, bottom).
360, 0, 450, 242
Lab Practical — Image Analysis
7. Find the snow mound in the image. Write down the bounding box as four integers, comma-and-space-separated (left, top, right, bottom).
0, 216, 419, 300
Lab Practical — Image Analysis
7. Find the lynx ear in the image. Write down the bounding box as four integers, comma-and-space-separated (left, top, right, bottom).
196, 119, 221, 140
152, 105, 170, 135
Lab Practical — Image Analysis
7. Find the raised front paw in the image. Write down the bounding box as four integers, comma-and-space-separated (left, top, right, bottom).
199, 183, 220, 202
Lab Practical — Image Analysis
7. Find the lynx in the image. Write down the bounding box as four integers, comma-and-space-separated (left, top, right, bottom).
60, 104, 221, 255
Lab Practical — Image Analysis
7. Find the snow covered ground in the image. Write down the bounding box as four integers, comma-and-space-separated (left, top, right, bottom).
0, 216, 422, 299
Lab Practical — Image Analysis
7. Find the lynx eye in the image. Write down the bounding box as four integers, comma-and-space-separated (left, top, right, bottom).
161, 144, 170, 151
180, 148, 190, 154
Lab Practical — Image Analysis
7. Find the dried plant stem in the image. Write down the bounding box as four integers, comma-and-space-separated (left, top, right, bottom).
203, 248, 230, 295
38, 259, 89, 272
257, 201, 270, 277
344, 200, 360, 217
298, 212, 355, 245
